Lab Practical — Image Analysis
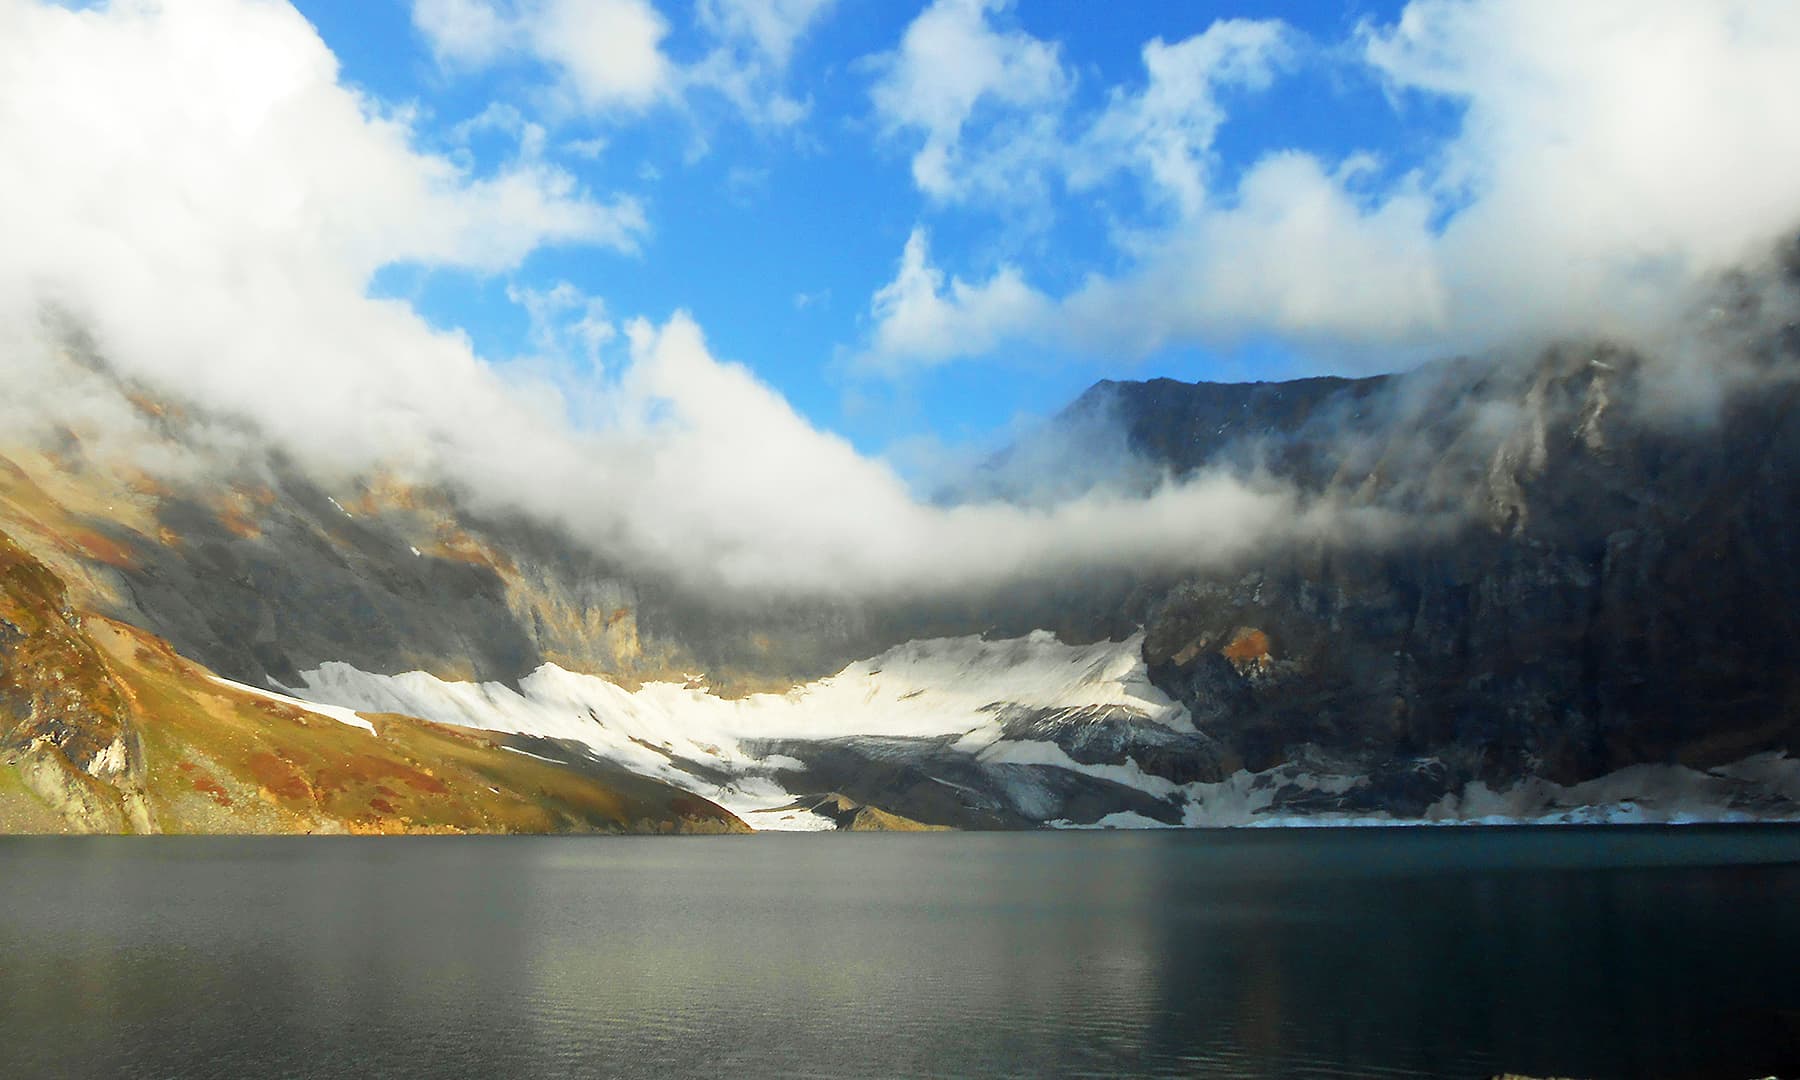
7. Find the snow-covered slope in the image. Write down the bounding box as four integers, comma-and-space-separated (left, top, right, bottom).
290, 631, 1193, 830
285, 629, 1800, 830
1153, 754, 1800, 827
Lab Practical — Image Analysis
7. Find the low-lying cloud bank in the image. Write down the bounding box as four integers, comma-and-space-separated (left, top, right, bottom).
0, 0, 1796, 601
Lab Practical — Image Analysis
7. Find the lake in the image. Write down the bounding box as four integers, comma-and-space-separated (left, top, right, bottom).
2, 828, 1798, 1079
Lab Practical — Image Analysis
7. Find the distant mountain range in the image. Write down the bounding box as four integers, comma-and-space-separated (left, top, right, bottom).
6, 272, 1800, 831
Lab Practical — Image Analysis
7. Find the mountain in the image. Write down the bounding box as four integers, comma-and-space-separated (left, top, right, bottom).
5, 287, 1800, 830
0, 490, 744, 834
1126, 342, 1800, 817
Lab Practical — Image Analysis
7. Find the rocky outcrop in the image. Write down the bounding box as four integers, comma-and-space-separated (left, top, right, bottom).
0, 526, 155, 831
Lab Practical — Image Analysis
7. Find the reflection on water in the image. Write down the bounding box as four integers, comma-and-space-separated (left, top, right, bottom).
1, 828, 1798, 1078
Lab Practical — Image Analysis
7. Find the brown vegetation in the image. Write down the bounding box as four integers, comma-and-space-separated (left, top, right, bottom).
1, 524, 747, 835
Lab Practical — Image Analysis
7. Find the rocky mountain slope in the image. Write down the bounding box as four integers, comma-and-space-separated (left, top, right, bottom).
5, 279, 1800, 830
1118, 341, 1800, 818
0, 524, 744, 834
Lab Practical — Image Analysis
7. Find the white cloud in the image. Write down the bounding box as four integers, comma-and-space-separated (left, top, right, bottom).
573, 313, 1316, 593
532, 0, 673, 111
697, 0, 835, 71
562, 135, 609, 159
412, 0, 675, 113
679, 0, 841, 127
450, 101, 549, 162
868, 4, 1287, 213
868, 0, 1069, 202
864, 229, 1049, 369
412, 0, 515, 68
1061, 153, 1447, 353
0, 0, 642, 481
1072, 19, 1294, 218
510, 281, 617, 368
862, 0, 1800, 372
1367, 0, 1800, 347
413, 0, 832, 127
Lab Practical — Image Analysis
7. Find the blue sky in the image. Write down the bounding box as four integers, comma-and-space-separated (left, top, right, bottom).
296, 0, 1445, 459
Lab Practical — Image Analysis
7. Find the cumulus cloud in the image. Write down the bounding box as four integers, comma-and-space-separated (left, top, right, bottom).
0, 0, 645, 280
532, 0, 674, 111
411, 0, 514, 68
867, 3, 1289, 212
0, 0, 1347, 600
414, 0, 674, 111
1367, 0, 1800, 347
0, 0, 639, 475
867, 0, 1069, 202
1061, 154, 1447, 353
862, 0, 1800, 371
864, 229, 1050, 369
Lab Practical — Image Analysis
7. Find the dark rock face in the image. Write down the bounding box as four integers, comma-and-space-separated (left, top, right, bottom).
1120, 339, 1800, 795
747, 734, 1190, 828
750, 737, 1037, 830
1069, 372, 1389, 488
995, 705, 1231, 785
115, 481, 544, 689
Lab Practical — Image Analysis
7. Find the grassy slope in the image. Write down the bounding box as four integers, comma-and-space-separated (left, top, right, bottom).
0, 528, 746, 835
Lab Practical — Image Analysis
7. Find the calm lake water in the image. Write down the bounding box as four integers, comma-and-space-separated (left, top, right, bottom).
2, 828, 1799, 1079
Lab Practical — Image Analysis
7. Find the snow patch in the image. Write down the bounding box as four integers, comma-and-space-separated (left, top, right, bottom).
212, 675, 375, 734
502, 745, 564, 765
1048, 811, 1177, 830
977, 738, 1182, 799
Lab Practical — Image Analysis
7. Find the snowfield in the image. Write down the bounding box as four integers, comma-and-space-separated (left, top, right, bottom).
280, 630, 1800, 831
289, 631, 1185, 830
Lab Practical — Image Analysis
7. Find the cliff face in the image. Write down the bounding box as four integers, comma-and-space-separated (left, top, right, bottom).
1119, 342, 1800, 812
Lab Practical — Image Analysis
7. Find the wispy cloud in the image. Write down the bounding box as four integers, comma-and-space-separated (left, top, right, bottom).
412, 0, 836, 129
